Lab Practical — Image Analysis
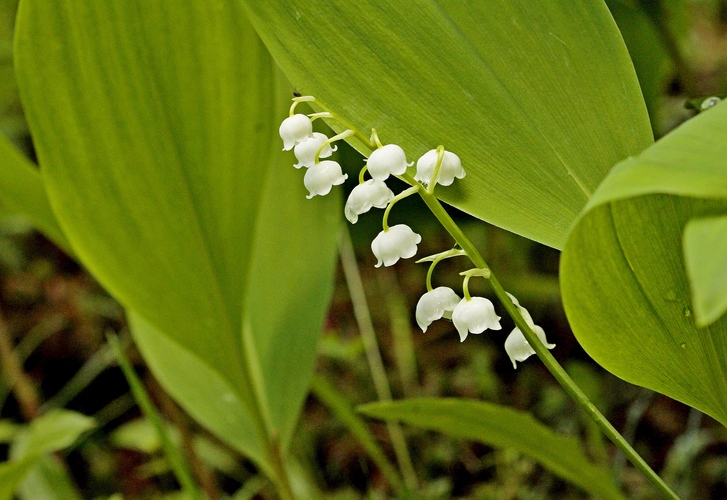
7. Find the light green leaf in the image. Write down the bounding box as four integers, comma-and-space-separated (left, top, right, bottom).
0, 410, 94, 500
359, 398, 625, 500
561, 102, 727, 426
18, 455, 83, 500
0, 134, 69, 250
15, 0, 339, 476
240, 0, 652, 249
0, 458, 35, 500
683, 215, 727, 326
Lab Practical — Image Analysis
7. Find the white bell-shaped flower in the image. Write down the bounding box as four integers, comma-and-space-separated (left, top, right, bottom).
279, 114, 313, 151
505, 325, 555, 369
414, 149, 465, 186
366, 144, 410, 181
371, 224, 421, 267
304, 160, 348, 199
452, 297, 502, 342
345, 180, 394, 223
416, 287, 461, 332
293, 132, 335, 168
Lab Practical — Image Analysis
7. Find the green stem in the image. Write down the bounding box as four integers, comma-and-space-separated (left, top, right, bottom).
303, 97, 376, 150
338, 228, 419, 491
381, 186, 420, 231
108, 334, 201, 499
412, 181, 679, 500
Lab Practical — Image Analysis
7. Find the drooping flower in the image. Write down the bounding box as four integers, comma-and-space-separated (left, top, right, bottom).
504, 325, 555, 369
293, 132, 335, 168
344, 180, 395, 223
279, 114, 313, 151
451, 297, 501, 342
366, 144, 411, 181
414, 149, 465, 187
416, 287, 461, 332
371, 224, 421, 267
304, 160, 348, 199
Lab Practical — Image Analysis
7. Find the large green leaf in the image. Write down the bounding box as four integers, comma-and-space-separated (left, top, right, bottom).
561, 102, 727, 426
240, 0, 652, 249
359, 398, 625, 500
0, 135, 68, 250
15, 0, 339, 474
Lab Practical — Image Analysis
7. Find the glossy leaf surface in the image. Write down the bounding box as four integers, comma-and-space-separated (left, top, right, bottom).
561, 103, 727, 426
241, 0, 653, 249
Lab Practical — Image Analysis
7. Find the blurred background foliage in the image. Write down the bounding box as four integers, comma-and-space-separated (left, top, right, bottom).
0, 0, 726, 498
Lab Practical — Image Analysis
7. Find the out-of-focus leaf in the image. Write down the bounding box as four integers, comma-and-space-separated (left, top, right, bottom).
561, 103, 727, 426
359, 398, 625, 500
15, 0, 339, 479
18, 455, 82, 500
240, 0, 652, 249
0, 410, 94, 500
11, 409, 95, 458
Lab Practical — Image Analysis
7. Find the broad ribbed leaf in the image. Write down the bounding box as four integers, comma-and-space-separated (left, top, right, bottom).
15, 0, 339, 473
359, 398, 625, 500
240, 0, 652, 249
561, 103, 727, 426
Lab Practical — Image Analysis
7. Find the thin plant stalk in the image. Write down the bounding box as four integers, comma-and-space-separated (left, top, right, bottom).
338, 227, 419, 491
107, 334, 202, 499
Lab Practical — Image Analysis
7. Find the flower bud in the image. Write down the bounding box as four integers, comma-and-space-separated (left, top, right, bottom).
367, 144, 410, 181
416, 287, 461, 332
344, 180, 395, 223
279, 114, 313, 151
304, 160, 348, 199
293, 132, 335, 168
371, 224, 421, 267
414, 149, 465, 187
452, 297, 501, 342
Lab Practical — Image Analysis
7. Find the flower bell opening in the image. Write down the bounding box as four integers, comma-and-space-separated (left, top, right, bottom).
371, 224, 422, 268
505, 325, 555, 369
416, 287, 461, 332
452, 297, 502, 342
304, 160, 347, 198
345, 179, 395, 224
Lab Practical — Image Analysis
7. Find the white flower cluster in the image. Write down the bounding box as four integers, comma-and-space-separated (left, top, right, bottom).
279, 103, 553, 369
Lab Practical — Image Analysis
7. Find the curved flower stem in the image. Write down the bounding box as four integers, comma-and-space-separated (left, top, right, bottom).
315, 129, 354, 163
381, 186, 420, 232
418, 249, 467, 292
406, 173, 679, 500
358, 165, 369, 184
296, 97, 377, 150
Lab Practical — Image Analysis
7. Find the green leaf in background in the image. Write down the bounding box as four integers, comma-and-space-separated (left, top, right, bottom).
606, 0, 673, 132
359, 398, 625, 500
0, 409, 94, 500
14, 0, 339, 480
240, 0, 652, 249
561, 102, 727, 426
